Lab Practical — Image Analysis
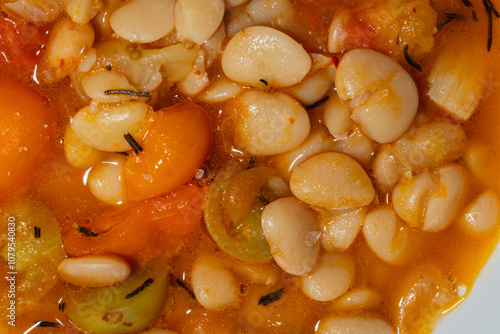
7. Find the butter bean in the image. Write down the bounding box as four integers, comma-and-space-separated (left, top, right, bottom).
290, 152, 375, 210
261, 197, 320, 276
57, 255, 131, 287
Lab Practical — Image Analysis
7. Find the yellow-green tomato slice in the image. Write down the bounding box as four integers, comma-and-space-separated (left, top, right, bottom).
65, 262, 168, 334
204, 167, 274, 262
0, 200, 65, 312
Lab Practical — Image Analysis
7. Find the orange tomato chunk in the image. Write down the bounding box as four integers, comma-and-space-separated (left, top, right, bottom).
63, 183, 207, 263
0, 78, 55, 200
124, 101, 212, 201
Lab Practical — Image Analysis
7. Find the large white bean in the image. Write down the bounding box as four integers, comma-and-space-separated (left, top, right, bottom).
333, 288, 381, 311
290, 152, 375, 210
290, 59, 336, 105
459, 190, 500, 233
3, 0, 65, 22
225, 0, 294, 37
222, 26, 311, 87
64, 126, 103, 169
423, 165, 466, 232
177, 49, 210, 96
392, 172, 437, 228
334, 126, 377, 167
319, 207, 365, 251
175, 0, 225, 44
271, 129, 337, 180
406, 122, 467, 168
228, 90, 310, 155
363, 205, 409, 264
324, 93, 354, 140
335, 49, 418, 143
463, 140, 491, 185
65, 0, 103, 24
300, 253, 355, 302
191, 256, 240, 310
110, 0, 175, 43
82, 70, 138, 103
261, 197, 320, 276
72, 101, 151, 152
57, 255, 131, 287
317, 315, 394, 334
373, 147, 401, 191
197, 76, 243, 103
225, 0, 249, 8
87, 154, 128, 205
40, 18, 95, 82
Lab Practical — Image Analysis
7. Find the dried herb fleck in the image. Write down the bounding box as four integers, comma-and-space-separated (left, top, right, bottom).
125, 278, 154, 299
124, 133, 143, 155
34, 321, 59, 328
403, 45, 423, 72
175, 278, 196, 299
305, 96, 330, 111
104, 89, 152, 97
258, 288, 285, 306
34, 226, 41, 238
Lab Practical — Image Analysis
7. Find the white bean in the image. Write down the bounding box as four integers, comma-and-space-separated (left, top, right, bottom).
333, 288, 381, 311
228, 90, 310, 156
459, 190, 499, 233
300, 253, 355, 302
177, 49, 210, 96
290, 152, 375, 210
463, 140, 491, 185
290, 58, 336, 105
335, 48, 418, 143
324, 93, 354, 140
334, 126, 376, 167
261, 197, 320, 276
228, 262, 279, 286
319, 207, 365, 251
191, 256, 240, 310
65, 0, 103, 24
373, 147, 401, 191
363, 205, 409, 264
202, 23, 226, 69
423, 165, 466, 232
271, 129, 337, 180
225, 0, 250, 8
197, 76, 243, 103
77, 48, 97, 73
64, 126, 103, 169
317, 315, 394, 334
225, 0, 294, 36
175, 0, 225, 44
82, 70, 138, 103
407, 122, 467, 168
392, 172, 436, 228
72, 101, 151, 152
3, 0, 65, 22
222, 26, 311, 87
327, 6, 353, 53
40, 18, 95, 82
57, 255, 131, 287
87, 154, 128, 205
110, 0, 175, 43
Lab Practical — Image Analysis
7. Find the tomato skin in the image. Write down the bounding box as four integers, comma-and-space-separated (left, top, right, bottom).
63, 183, 207, 263
124, 101, 212, 201
0, 17, 48, 74
0, 78, 55, 200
